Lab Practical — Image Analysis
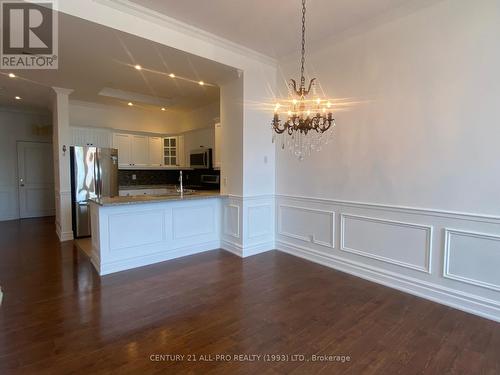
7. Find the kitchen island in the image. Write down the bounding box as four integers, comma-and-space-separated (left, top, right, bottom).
89, 191, 224, 275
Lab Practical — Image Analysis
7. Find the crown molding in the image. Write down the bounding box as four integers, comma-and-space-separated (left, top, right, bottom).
94, 0, 278, 68
0, 105, 51, 116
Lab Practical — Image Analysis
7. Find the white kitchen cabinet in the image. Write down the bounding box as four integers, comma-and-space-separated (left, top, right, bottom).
113, 134, 149, 168
163, 137, 178, 167
177, 135, 185, 167
130, 135, 149, 167
112, 133, 132, 167
148, 137, 163, 167
72, 127, 111, 148
214, 122, 221, 169
112, 132, 188, 169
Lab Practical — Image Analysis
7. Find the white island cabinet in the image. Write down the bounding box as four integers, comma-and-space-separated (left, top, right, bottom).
89, 194, 222, 275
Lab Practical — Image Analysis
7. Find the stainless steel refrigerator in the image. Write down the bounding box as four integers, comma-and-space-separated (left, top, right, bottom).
70, 146, 118, 238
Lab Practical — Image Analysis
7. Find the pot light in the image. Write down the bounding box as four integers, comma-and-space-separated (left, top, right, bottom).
8, 73, 16, 78
169, 73, 175, 78
127, 102, 133, 106
15, 96, 21, 100
161, 107, 166, 111
198, 81, 204, 86
134, 65, 142, 70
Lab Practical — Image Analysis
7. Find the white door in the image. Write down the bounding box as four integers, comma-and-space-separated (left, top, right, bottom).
112, 133, 132, 167
148, 137, 163, 166
17, 142, 55, 218
130, 135, 149, 167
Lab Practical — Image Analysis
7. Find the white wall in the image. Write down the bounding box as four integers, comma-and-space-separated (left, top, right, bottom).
184, 101, 219, 133
276, 0, 500, 322
0, 108, 52, 221
183, 127, 214, 160
69, 100, 188, 134
277, 0, 500, 216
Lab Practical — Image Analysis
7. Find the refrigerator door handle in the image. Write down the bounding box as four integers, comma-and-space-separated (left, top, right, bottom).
94, 155, 100, 198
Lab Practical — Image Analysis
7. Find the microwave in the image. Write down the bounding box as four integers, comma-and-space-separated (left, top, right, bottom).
189, 148, 212, 169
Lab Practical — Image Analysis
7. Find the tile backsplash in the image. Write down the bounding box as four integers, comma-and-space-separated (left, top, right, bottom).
119, 169, 219, 187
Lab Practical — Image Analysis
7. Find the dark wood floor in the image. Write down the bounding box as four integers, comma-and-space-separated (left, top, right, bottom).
0, 217, 499, 374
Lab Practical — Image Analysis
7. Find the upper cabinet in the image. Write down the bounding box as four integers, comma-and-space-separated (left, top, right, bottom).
112, 133, 185, 169
214, 122, 221, 169
148, 137, 163, 167
130, 135, 149, 167
72, 127, 111, 148
113, 133, 132, 167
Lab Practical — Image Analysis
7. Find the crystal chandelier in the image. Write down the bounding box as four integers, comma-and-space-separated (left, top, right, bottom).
272, 0, 336, 160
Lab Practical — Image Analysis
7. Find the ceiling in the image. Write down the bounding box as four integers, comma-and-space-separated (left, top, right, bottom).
130, 0, 442, 58
0, 12, 237, 112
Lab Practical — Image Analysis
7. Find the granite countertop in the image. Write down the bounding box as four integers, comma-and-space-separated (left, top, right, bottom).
119, 185, 176, 190
90, 190, 223, 206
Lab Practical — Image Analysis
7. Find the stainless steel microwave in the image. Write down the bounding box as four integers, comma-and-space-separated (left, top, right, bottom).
189, 148, 212, 169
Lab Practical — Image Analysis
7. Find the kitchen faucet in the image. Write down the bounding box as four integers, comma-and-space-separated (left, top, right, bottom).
178, 170, 183, 194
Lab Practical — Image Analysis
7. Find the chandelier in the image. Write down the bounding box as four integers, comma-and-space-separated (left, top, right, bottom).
272, 0, 336, 160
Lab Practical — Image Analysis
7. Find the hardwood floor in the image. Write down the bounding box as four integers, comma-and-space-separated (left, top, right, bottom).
0, 217, 499, 374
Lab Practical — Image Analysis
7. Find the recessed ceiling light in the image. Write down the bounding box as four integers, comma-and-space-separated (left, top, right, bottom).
161, 107, 166, 111
15, 96, 21, 100
8, 73, 16, 78
128, 102, 133, 106
169, 73, 175, 78
134, 65, 142, 70
198, 81, 204, 86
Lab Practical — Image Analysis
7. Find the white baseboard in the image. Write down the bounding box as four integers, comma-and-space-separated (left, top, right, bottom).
221, 239, 274, 258
56, 225, 74, 242
277, 240, 500, 323
98, 240, 221, 276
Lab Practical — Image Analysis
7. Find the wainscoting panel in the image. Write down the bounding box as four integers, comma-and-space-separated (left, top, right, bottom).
248, 204, 272, 239
278, 205, 334, 248
275, 194, 500, 322
173, 205, 216, 240
221, 195, 275, 257
108, 210, 165, 251
444, 229, 500, 292
223, 203, 240, 239
341, 214, 432, 273
91, 197, 222, 275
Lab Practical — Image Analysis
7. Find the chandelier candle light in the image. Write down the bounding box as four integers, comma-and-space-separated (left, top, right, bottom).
272, 0, 336, 160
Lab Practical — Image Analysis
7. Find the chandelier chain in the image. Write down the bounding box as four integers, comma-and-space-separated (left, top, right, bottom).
300, 0, 306, 89
271, 0, 336, 160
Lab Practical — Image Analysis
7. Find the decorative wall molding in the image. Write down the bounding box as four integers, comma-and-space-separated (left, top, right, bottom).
223, 204, 240, 239
92, 198, 221, 275
444, 228, 500, 292
276, 194, 500, 224
340, 214, 432, 274
278, 204, 335, 248
108, 209, 166, 251
172, 204, 216, 240
276, 194, 500, 323
277, 239, 500, 323
247, 204, 272, 239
